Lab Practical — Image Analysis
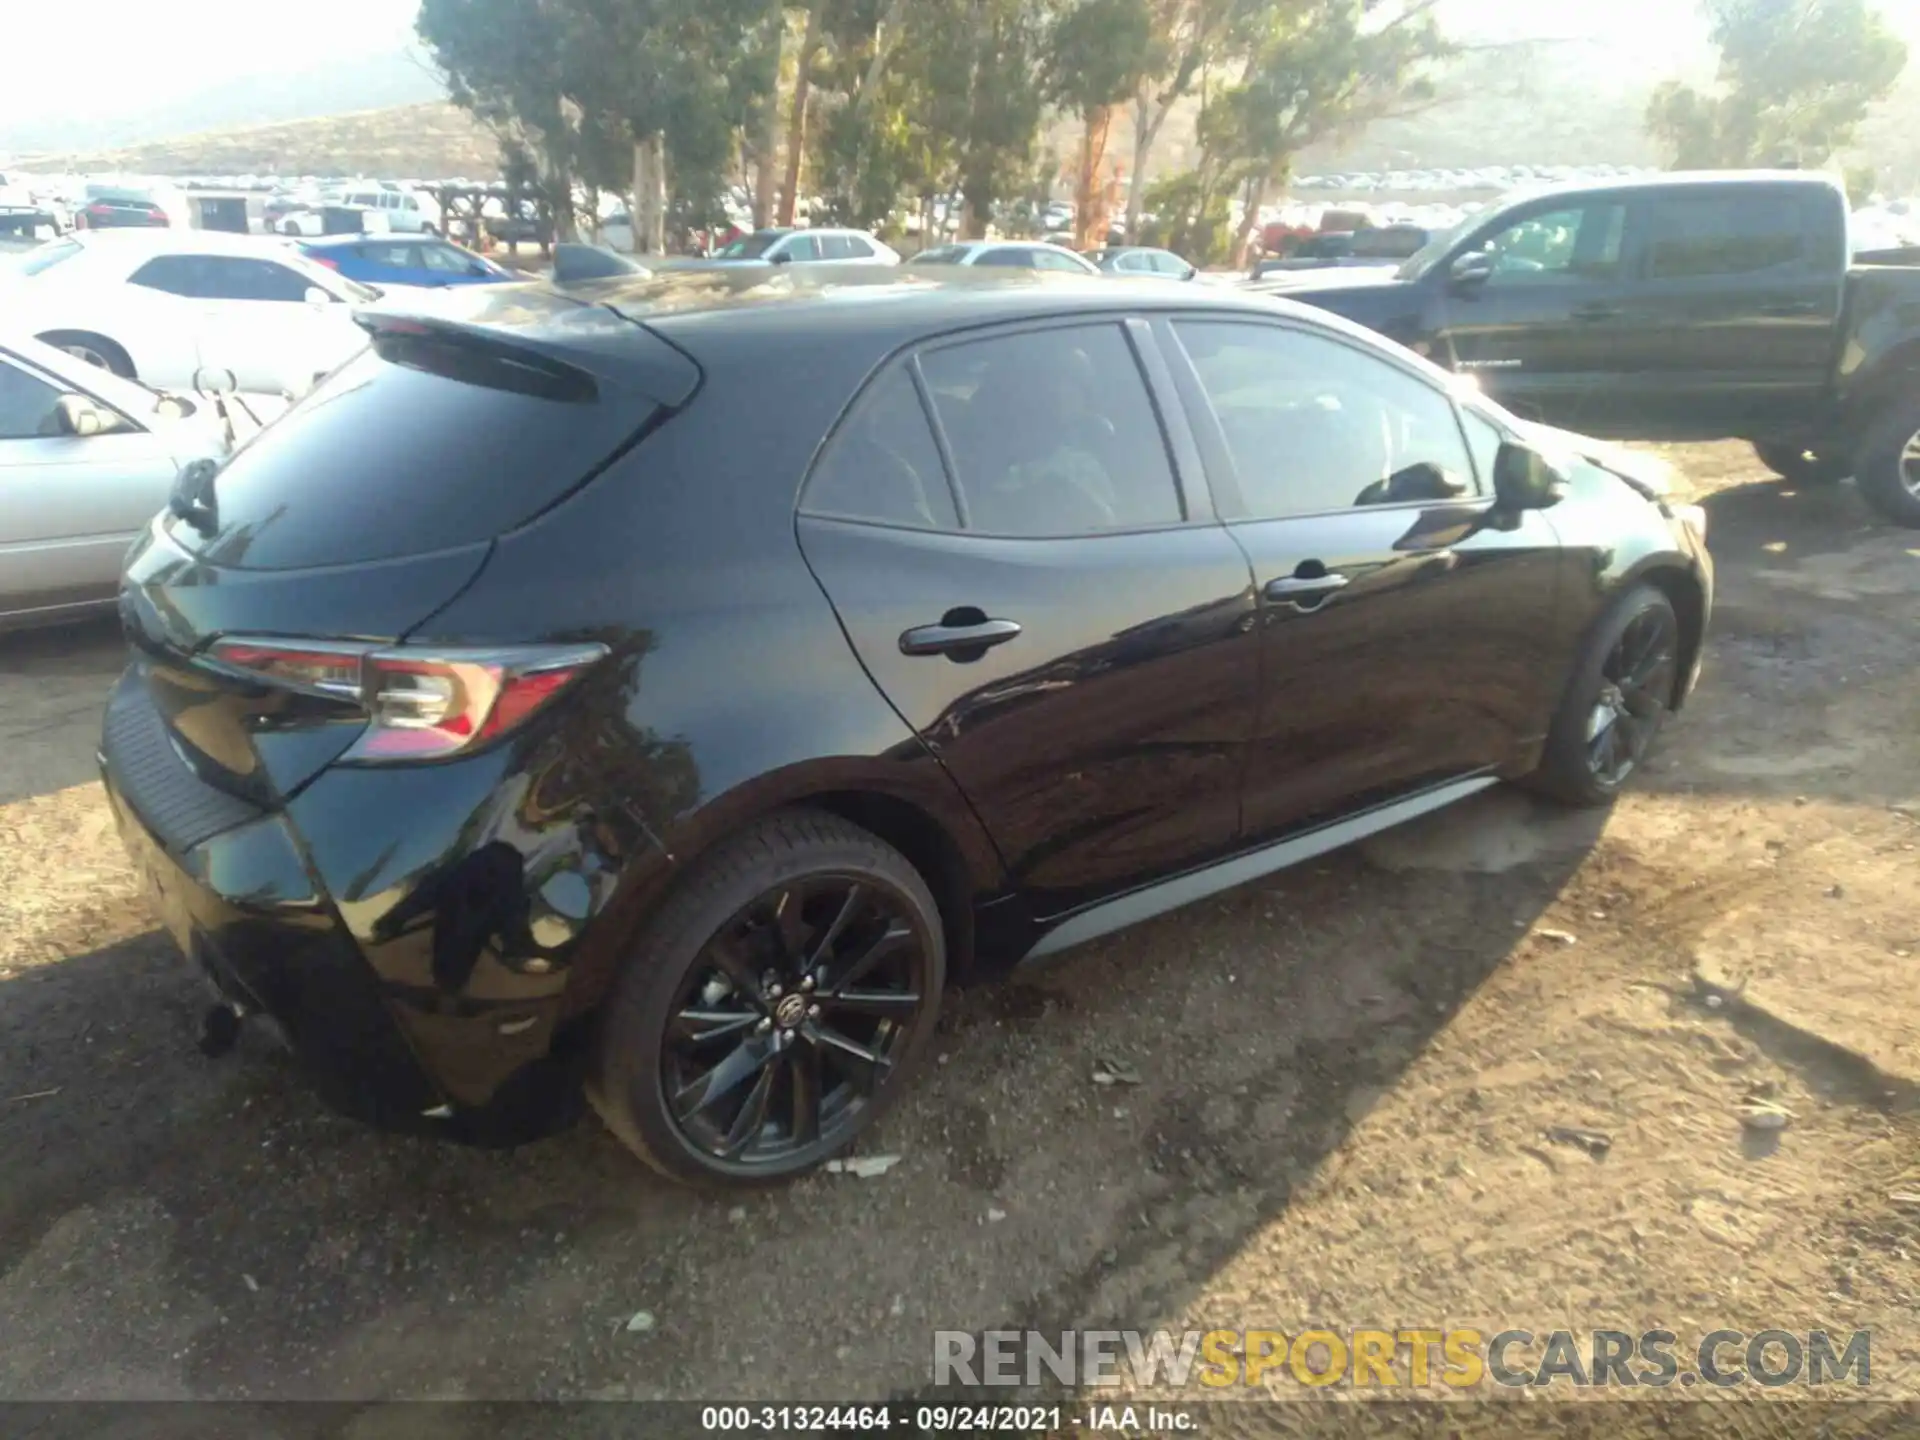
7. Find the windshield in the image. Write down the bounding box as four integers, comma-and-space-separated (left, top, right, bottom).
716, 230, 785, 259
1394, 212, 1482, 280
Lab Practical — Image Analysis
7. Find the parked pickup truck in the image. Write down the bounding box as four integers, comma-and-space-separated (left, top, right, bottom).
1250, 170, 1920, 526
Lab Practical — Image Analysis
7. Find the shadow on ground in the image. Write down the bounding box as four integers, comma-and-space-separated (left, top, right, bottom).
0, 790, 1604, 1403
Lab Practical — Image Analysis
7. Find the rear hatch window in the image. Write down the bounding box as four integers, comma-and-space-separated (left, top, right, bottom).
177, 323, 665, 570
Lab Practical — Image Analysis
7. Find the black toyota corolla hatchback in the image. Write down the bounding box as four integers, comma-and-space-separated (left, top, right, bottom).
102, 269, 1712, 1186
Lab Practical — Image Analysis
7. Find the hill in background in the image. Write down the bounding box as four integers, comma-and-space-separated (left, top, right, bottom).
16, 30, 1918, 194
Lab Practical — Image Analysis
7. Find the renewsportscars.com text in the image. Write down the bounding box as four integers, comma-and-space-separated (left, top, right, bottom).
933, 1328, 1872, 1390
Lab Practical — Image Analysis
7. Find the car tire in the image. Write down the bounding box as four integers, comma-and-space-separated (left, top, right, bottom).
37, 331, 134, 379
588, 809, 946, 1188
1524, 583, 1682, 808
1752, 441, 1848, 486
1851, 394, 1920, 529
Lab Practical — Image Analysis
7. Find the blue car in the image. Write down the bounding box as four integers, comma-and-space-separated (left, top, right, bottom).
297, 235, 516, 289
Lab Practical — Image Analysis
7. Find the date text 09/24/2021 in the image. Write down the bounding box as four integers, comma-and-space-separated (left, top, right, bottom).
697, 1404, 1189, 1432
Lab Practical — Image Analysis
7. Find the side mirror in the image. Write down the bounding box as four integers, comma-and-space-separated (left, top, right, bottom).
1448, 249, 1494, 292
304, 285, 333, 306
1491, 441, 1568, 514
54, 393, 107, 437
768, 250, 792, 265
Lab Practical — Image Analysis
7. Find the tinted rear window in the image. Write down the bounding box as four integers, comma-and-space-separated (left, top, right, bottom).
186, 333, 661, 570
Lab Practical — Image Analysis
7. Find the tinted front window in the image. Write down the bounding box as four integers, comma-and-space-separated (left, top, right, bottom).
784, 234, 822, 261
919, 324, 1183, 535
818, 235, 854, 259
1175, 321, 1478, 519
184, 338, 660, 569
974, 248, 1032, 267
420, 243, 477, 274
1479, 203, 1626, 283
204, 257, 316, 302
356, 242, 420, 269
0, 358, 62, 440
1643, 193, 1811, 279
802, 369, 958, 530
717, 230, 785, 259
129, 255, 206, 297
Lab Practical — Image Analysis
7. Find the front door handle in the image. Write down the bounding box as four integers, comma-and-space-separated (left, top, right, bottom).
899, 617, 1022, 657
1264, 573, 1350, 601
1571, 303, 1621, 322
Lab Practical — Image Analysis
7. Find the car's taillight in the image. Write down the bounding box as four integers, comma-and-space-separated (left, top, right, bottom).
206, 639, 606, 762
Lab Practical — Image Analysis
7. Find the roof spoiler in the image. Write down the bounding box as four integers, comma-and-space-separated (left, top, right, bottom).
352, 302, 700, 407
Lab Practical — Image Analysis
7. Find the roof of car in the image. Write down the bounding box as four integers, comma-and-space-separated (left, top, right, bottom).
300, 233, 446, 251
71, 228, 307, 258
1491, 168, 1844, 206
369, 267, 1386, 366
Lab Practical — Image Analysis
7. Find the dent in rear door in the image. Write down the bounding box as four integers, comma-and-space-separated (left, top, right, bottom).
796, 323, 1259, 918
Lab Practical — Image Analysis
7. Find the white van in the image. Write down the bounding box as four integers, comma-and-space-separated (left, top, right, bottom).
337, 185, 438, 234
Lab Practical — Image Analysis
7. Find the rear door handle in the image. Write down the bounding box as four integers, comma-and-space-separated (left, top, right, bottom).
1264, 573, 1349, 601
1571, 303, 1621, 322
899, 618, 1022, 657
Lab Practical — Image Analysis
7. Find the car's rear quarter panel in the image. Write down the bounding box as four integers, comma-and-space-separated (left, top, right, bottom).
398, 316, 1005, 1015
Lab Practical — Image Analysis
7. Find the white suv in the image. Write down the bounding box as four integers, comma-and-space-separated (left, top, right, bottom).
337, 186, 439, 234
707, 227, 900, 266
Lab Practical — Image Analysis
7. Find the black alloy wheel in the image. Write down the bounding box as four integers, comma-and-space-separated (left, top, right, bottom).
590, 811, 944, 1186
1526, 584, 1682, 807
1584, 603, 1679, 789
663, 876, 928, 1167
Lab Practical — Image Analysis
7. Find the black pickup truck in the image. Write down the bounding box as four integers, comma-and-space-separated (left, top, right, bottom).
1251, 171, 1920, 526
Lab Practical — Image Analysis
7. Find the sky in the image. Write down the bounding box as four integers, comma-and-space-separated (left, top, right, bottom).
2, 0, 427, 127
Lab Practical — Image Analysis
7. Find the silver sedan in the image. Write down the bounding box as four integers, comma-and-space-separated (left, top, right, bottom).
0, 335, 229, 632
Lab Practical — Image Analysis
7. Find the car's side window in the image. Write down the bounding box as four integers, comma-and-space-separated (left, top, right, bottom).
919, 324, 1184, 535
801, 368, 959, 531
1174, 320, 1480, 519
420, 243, 471, 274
191, 257, 307, 302
1641, 193, 1813, 280
975, 248, 1031, 267
1034, 249, 1088, 273
1476, 203, 1627, 284
843, 235, 875, 258
0, 358, 64, 440
359, 242, 418, 269
784, 234, 821, 262
128, 255, 206, 298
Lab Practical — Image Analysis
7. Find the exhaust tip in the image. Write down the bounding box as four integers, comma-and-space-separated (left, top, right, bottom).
198, 1003, 243, 1058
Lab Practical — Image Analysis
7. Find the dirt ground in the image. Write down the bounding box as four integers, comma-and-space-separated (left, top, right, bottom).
2, 445, 1916, 1432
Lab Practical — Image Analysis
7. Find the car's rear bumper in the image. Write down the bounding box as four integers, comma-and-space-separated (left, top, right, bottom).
99, 668, 589, 1147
